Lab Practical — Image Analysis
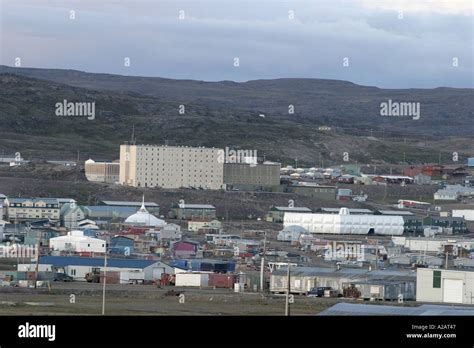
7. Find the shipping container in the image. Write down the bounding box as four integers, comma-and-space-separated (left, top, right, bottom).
175, 272, 209, 287
100, 271, 120, 284
208, 273, 236, 288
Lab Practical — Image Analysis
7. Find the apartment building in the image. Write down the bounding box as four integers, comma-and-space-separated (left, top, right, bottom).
119, 144, 225, 190
6, 198, 61, 222
84, 159, 120, 184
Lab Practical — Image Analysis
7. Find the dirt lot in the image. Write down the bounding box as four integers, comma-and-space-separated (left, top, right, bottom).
0, 282, 363, 316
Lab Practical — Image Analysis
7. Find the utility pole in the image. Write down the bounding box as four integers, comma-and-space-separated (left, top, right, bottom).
34, 231, 41, 289
285, 263, 291, 316
445, 251, 449, 270
260, 231, 267, 293
102, 247, 107, 315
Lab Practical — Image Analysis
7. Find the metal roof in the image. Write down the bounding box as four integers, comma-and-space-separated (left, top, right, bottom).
101, 201, 159, 207
180, 204, 216, 209
318, 303, 474, 316
273, 206, 312, 212
320, 208, 373, 214
38, 255, 163, 269
378, 210, 415, 216
84, 206, 137, 212
272, 266, 415, 281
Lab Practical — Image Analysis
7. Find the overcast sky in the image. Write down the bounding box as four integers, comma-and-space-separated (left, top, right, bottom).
0, 0, 473, 88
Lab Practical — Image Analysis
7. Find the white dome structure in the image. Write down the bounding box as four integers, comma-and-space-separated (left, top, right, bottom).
125, 197, 166, 227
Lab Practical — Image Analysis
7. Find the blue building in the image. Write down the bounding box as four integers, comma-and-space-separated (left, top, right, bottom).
468, 157, 474, 167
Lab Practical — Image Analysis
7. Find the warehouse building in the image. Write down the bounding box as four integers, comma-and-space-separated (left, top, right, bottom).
100, 200, 160, 215
318, 208, 374, 215
119, 144, 225, 190
83, 206, 137, 221
377, 210, 423, 234
266, 206, 312, 223
169, 204, 216, 220
18, 256, 174, 282
270, 266, 415, 296
84, 159, 120, 184
286, 185, 337, 200
416, 268, 474, 304
284, 208, 404, 235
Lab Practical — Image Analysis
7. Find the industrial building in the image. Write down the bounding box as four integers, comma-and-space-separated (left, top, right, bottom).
169, 204, 216, 220
416, 268, 474, 304
84, 159, 120, 184
119, 144, 225, 190
223, 162, 281, 189
270, 266, 415, 296
378, 210, 423, 234
100, 200, 160, 215
284, 208, 404, 235
286, 185, 337, 200
266, 206, 312, 223
17, 256, 174, 282
6, 198, 61, 223
83, 206, 137, 221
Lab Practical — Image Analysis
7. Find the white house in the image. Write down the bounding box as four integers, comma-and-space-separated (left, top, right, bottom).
49, 230, 106, 253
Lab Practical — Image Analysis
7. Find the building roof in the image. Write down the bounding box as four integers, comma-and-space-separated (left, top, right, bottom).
84, 206, 137, 213
320, 208, 373, 214
378, 210, 415, 216
179, 204, 216, 209
272, 206, 312, 212
8, 197, 59, 204
273, 266, 415, 281
37, 255, 162, 269
101, 201, 159, 207
318, 303, 474, 316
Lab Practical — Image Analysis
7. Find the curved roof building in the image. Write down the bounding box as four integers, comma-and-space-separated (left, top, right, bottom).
125, 197, 166, 228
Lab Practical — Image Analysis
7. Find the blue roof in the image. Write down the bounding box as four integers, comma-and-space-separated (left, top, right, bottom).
38, 256, 158, 269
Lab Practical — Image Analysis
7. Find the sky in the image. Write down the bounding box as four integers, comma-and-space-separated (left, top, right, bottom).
0, 0, 473, 88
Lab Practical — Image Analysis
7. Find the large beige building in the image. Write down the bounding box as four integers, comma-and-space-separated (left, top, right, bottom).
119, 144, 225, 190
85, 159, 120, 183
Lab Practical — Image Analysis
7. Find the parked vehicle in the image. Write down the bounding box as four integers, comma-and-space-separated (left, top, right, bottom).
54, 273, 73, 282
307, 286, 332, 297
